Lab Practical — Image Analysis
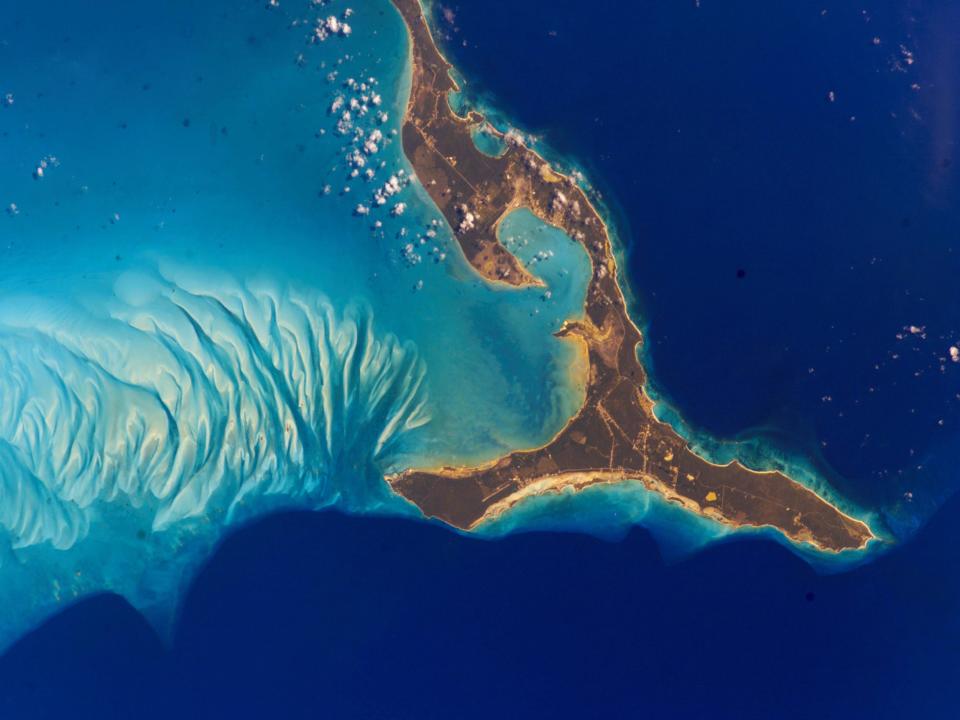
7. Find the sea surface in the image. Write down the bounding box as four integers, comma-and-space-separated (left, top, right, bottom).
435, 0, 960, 537
0, 0, 958, 717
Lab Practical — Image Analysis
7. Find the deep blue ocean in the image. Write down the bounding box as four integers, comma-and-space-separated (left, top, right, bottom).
1, 0, 959, 717
436, 0, 960, 528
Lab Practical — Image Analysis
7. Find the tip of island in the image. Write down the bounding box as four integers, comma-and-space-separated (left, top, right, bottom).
385, 0, 876, 554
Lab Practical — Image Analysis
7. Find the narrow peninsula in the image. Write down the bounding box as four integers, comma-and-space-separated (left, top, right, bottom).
387, 0, 875, 553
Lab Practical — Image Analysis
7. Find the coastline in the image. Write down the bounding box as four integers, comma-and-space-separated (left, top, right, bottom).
386, 0, 877, 554
473, 468, 874, 555
411, 20, 845, 513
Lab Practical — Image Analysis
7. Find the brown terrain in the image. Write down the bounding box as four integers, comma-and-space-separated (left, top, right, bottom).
386, 0, 875, 552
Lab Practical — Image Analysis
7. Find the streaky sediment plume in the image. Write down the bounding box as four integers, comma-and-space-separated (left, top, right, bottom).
0, 267, 429, 647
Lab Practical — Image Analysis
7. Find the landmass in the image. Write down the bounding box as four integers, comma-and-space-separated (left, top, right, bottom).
386, 0, 875, 552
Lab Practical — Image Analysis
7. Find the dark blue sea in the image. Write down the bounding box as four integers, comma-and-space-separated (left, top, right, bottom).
1, 0, 959, 718
437, 0, 960, 528
3, 506, 960, 719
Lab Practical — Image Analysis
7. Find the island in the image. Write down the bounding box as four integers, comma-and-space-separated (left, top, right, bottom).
386, 0, 875, 553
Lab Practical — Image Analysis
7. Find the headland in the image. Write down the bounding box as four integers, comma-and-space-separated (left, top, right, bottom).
386, 0, 875, 553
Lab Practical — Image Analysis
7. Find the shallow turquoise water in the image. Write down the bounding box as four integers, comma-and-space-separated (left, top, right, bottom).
469, 123, 507, 157
0, 0, 879, 648
0, 0, 603, 644
2, 4, 957, 718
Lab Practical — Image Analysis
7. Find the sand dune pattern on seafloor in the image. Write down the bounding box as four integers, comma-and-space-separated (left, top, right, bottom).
0, 276, 428, 551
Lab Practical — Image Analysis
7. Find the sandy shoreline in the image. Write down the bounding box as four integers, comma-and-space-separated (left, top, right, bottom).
385, 0, 876, 554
